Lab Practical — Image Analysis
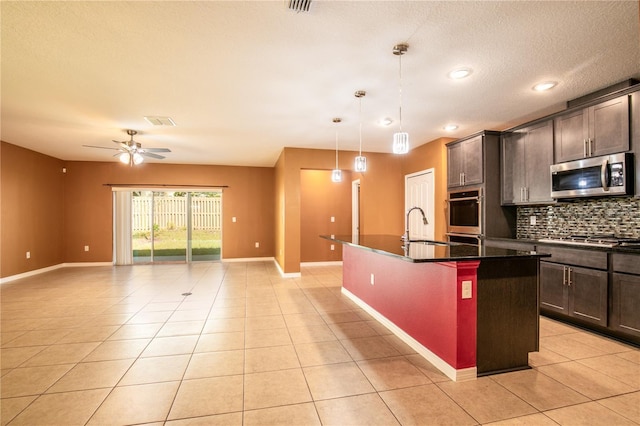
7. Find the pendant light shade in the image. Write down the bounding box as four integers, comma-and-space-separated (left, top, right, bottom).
354, 155, 367, 172
331, 117, 342, 182
392, 43, 409, 154
354, 90, 367, 172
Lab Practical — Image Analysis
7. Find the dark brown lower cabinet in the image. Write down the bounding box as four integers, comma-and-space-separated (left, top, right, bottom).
540, 261, 608, 327
611, 273, 640, 338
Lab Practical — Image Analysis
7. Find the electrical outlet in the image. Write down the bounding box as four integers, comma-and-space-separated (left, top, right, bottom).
370, 273, 375, 285
232, 217, 236, 223
530, 216, 537, 225
84, 245, 89, 252
255, 242, 260, 248
26, 251, 31, 259
462, 280, 472, 299
330, 216, 335, 223
330, 244, 335, 251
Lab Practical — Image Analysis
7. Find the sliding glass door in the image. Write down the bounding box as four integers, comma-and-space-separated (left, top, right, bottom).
131, 190, 221, 263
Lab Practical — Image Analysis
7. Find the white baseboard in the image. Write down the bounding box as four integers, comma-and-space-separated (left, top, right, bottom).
1, 262, 113, 284
341, 287, 477, 382
300, 261, 343, 267
273, 260, 301, 278
221, 256, 275, 263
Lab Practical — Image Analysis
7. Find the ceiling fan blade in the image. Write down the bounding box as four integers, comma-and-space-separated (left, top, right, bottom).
83, 144, 122, 151
140, 152, 165, 159
140, 147, 171, 153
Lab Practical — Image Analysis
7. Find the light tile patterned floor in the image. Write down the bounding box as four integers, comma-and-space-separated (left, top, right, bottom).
1, 261, 638, 425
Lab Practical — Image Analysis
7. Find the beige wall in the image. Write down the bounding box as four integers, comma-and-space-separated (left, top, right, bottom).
2, 136, 452, 278
1, 143, 65, 277
1, 142, 275, 278
300, 170, 352, 262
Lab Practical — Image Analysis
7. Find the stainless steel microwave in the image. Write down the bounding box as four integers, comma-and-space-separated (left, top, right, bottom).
550, 152, 633, 199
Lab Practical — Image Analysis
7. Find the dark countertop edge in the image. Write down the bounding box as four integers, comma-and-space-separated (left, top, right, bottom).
322, 235, 549, 263
485, 237, 640, 254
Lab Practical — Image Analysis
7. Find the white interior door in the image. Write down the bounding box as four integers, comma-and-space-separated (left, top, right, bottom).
405, 169, 435, 240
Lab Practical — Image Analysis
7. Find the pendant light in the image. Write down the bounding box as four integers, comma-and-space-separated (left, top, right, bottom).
331, 118, 342, 182
354, 90, 367, 172
392, 43, 409, 154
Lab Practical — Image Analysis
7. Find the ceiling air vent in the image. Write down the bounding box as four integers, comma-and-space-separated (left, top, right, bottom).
144, 116, 176, 126
288, 0, 311, 13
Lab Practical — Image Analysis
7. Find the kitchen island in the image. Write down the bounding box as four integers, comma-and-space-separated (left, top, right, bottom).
322, 234, 549, 381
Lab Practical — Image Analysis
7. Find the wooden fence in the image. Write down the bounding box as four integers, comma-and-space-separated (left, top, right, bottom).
132, 196, 221, 231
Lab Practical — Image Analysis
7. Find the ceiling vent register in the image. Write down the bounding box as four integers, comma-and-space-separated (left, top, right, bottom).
288, 0, 311, 13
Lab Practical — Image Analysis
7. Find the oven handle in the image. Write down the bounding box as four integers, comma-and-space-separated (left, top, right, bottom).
601, 159, 609, 191
446, 196, 480, 202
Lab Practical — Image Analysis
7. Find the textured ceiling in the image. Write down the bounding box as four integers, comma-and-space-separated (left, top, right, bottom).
2, 1, 639, 167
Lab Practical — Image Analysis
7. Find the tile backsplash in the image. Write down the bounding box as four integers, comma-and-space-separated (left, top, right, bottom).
517, 196, 640, 239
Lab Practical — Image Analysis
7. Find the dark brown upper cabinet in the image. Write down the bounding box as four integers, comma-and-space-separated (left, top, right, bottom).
554, 95, 630, 163
447, 134, 484, 189
501, 120, 554, 205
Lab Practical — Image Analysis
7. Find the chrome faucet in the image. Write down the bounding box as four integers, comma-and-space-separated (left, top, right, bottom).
403, 206, 428, 242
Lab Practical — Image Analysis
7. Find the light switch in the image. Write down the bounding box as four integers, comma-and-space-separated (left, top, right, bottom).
462, 280, 472, 299
232, 217, 237, 223
330, 216, 335, 223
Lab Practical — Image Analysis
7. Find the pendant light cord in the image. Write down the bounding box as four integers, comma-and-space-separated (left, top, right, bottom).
398, 52, 403, 133
358, 96, 363, 156
335, 123, 339, 169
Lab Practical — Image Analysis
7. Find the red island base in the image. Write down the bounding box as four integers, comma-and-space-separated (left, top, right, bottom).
341, 244, 539, 381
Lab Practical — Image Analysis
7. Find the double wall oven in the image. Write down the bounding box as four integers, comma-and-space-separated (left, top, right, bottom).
446, 188, 482, 244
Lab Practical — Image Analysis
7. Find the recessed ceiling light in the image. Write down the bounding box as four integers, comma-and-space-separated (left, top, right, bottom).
448, 68, 472, 80
443, 124, 459, 131
378, 117, 393, 126
532, 81, 557, 92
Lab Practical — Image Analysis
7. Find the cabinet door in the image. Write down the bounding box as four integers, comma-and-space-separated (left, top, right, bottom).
568, 266, 608, 326
554, 109, 588, 162
611, 273, 640, 338
589, 95, 630, 157
540, 262, 568, 314
447, 142, 464, 188
462, 135, 483, 186
524, 120, 554, 203
501, 132, 525, 205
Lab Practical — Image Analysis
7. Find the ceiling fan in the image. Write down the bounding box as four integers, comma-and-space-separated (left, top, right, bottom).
83, 130, 171, 166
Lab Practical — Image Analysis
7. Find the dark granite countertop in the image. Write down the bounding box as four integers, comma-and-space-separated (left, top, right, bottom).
485, 237, 640, 255
322, 234, 549, 263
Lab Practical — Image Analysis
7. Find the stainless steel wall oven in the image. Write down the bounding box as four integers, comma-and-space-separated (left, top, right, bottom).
447, 188, 482, 236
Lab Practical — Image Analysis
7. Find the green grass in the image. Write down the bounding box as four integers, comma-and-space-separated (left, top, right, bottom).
133, 247, 220, 256
133, 229, 221, 251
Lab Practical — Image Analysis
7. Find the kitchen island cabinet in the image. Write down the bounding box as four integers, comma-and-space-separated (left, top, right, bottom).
323, 234, 547, 381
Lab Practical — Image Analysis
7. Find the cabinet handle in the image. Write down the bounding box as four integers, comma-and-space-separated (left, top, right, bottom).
461, 172, 465, 186
584, 139, 588, 158
520, 187, 524, 202
563, 266, 567, 285
588, 138, 593, 157
567, 267, 572, 286
524, 187, 528, 201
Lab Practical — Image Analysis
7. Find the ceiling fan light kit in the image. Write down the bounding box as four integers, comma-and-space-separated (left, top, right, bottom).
83, 129, 171, 166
